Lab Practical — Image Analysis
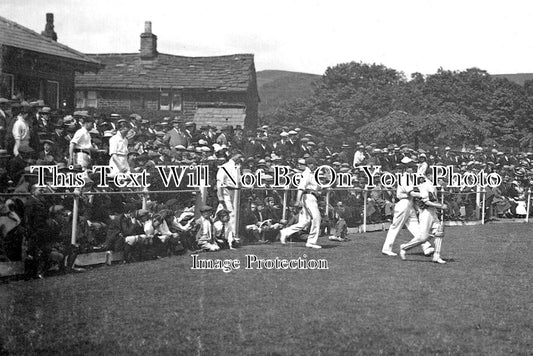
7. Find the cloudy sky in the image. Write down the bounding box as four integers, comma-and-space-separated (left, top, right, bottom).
2, 0, 533, 76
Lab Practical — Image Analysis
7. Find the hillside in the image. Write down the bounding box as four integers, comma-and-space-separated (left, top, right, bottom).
492, 73, 533, 85
256, 70, 320, 117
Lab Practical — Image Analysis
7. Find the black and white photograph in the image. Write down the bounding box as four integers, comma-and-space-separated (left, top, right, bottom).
0, 0, 532, 354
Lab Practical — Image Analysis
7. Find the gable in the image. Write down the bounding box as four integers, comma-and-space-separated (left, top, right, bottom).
0, 16, 100, 68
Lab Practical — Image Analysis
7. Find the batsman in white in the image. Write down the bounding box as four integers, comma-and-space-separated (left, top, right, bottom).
399, 170, 447, 264
381, 157, 434, 257
279, 157, 323, 249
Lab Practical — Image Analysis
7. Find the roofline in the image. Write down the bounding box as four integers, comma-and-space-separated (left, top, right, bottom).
84, 52, 254, 60
74, 86, 248, 92
3, 44, 103, 72
0, 15, 101, 66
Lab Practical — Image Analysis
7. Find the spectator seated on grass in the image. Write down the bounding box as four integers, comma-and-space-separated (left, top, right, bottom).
253, 199, 283, 243
0, 198, 24, 262
169, 206, 197, 252
213, 209, 237, 249
195, 205, 220, 252
145, 212, 179, 258
328, 201, 349, 242
123, 208, 152, 263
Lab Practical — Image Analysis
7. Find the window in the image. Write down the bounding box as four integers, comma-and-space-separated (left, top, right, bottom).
0, 73, 14, 98
47, 80, 59, 109
160, 92, 170, 110
75, 90, 98, 108
172, 93, 182, 111
87, 91, 97, 108
160, 92, 182, 111
75, 91, 85, 108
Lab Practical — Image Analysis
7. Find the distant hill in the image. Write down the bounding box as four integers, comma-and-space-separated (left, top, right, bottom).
255, 70, 533, 118
257, 70, 321, 116
492, 73, 533, 85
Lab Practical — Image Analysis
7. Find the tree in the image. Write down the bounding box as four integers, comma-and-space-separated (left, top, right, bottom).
271, 62, 407, 143
355, 111, 486, 148
269, 62, 533, 149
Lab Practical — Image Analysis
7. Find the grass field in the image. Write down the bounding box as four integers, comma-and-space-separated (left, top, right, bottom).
1, 223, 532, 355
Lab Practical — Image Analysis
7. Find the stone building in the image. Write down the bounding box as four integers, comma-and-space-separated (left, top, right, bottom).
0, 14, 101, 110
75, 22, 259, 130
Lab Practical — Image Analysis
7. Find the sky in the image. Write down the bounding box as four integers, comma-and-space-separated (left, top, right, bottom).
2, 0, 533, 77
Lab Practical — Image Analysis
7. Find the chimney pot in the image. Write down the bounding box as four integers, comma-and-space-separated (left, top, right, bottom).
42, 13, 58, 41
140, 21, 157, 59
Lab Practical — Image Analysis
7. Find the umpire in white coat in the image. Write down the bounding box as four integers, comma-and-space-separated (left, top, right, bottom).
216, 151, 242, 242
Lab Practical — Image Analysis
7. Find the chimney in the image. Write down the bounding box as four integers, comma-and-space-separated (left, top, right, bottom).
42, 13, 58, 41
140, 21, 157, 59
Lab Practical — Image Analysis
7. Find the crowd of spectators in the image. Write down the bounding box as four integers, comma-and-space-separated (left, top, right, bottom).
0, 98, 532, 279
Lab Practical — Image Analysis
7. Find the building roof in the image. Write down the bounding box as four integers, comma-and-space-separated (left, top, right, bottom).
75, 53, 255, 92
0, 15, 101, 69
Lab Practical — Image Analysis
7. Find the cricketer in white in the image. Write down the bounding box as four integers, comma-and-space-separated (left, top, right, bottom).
279, 157, 323, 249
400, 172, 448, 264
381, 157, 434, 257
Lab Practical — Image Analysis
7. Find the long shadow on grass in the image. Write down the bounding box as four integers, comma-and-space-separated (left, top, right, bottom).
400, 258, 458, 263
278, 243, 339, 249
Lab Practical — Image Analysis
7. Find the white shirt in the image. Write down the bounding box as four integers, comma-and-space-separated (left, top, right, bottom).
417, 161, 428, 176
12, 115, 30, 147
419, 180, 438, 205
396, 173, 415, 200
196, 216, 213, 242
109, 132, 129, 156
217, 159, 239, 189
71, 126, 92, 149
145, 219, 171, 236
353, 150, 365, 167
298, 167, 319, 192
213, 220, 226, 239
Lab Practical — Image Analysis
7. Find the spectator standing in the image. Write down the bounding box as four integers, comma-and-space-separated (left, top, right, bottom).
109, 120, 131, 176
352, 144, 365, 168
0, 98, 11, 148
12, 101, 33, 157
163, 118, 189, 148
69, 116, 95, 169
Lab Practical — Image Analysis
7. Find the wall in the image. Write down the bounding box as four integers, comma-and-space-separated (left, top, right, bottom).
1, 46, 77, 110
79, 89, 258, 129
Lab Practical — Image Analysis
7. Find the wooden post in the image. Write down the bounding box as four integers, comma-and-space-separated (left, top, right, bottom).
325, 190, 330, 216
282, 188, 288, 221
441, 188, 445, 224
199, 164, 208, 205
526, 189, 531, 223
233, 166, 241, 239
475, 185, 481, 220
71, 192, 79, 245
362, 189, 367, 233
233, 189, 240, 239
200, 186, 207, 205
195, 183, 208, 218
481, 187, 486, 225
142, 186, 148, 210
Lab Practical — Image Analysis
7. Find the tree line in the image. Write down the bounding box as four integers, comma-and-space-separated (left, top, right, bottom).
264, 62, 533, 150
